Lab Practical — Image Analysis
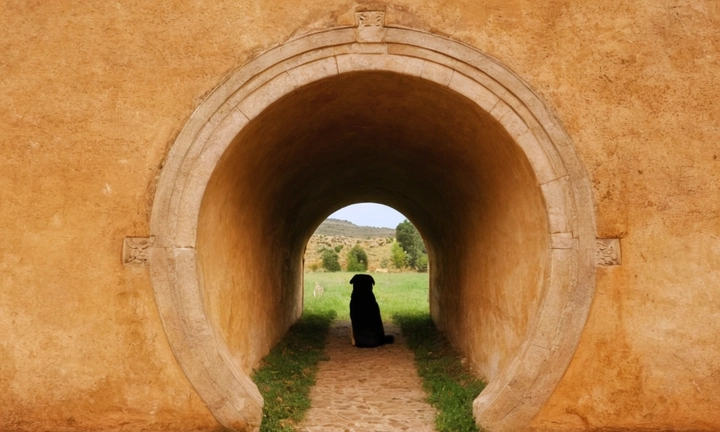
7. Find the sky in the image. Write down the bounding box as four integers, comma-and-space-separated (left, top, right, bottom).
328, 203, 407, 228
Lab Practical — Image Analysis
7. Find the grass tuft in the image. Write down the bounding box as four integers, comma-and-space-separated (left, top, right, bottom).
393, 312, 487, 432
252, 310, 336, 432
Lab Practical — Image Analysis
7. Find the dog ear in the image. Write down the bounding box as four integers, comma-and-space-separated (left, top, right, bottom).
350, 274, 375, 285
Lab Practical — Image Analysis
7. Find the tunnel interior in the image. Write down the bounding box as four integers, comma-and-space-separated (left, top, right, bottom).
195, 70, 550, 382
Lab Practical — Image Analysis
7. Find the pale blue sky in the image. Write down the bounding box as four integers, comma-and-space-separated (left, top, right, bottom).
328, 203, 407, 228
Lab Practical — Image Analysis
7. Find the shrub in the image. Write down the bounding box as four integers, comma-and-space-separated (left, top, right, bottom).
380, 257, 390, 269
416, 252, 428, 273
346, 244, 368, 272
320, 248, 341, 272
390, 240, 407, 270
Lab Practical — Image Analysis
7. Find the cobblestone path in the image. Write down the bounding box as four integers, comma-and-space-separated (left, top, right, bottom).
299, 321, 436, 432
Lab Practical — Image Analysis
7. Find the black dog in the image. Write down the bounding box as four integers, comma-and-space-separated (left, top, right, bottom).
349, 274, 394, 348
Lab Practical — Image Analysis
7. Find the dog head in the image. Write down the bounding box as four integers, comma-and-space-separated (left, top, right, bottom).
349, 273, 375, 288
349, 274, 375, 298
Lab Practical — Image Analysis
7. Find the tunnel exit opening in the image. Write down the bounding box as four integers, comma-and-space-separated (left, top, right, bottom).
302, 204, 430, 325
304, 203, 425, 273
149, 27, 596, 432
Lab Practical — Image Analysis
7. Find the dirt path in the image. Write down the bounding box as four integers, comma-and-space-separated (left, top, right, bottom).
299, 321, 437, 432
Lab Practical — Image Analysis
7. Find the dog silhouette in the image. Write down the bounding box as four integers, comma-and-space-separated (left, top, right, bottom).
349, 274, 394, 348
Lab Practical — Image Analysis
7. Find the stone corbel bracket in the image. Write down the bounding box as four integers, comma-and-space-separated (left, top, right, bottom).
597, 238, 621, 266
355, 11, 386, 42
123, 236, 154, 266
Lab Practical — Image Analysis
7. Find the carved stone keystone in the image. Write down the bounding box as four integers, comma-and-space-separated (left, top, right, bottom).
355, 11, 386, 42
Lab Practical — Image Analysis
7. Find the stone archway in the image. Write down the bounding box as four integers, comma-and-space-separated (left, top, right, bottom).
149, 19, 596, 432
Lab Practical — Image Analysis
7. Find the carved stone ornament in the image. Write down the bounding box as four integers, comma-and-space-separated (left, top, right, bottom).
596, 238, 621, 266
355, 11, 386, 42
123, 236, 154, 266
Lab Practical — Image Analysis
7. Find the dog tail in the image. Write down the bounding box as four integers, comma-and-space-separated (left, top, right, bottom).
384, 334, 395, 344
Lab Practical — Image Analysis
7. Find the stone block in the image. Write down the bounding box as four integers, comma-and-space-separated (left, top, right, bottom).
448, 72, 499, 112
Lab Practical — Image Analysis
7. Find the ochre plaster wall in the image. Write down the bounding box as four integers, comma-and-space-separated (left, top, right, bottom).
2, 1, 719, 431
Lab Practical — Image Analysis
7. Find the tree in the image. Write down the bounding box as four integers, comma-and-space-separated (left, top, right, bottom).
390, 240, 407, 270
320, 248, 341, 272
395, 219, 427, 272
346, 244, 368, 272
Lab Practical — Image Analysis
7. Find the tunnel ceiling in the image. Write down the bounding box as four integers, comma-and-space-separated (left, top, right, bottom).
211, 71, 539, 249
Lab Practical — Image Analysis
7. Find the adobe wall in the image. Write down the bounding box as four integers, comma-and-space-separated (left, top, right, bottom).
1, 1, 718, 431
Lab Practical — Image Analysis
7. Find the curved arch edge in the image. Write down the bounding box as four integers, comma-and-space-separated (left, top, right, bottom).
149, 247, 263, 430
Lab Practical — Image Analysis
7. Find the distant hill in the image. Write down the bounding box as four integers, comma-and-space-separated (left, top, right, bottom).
314, 218, 396, 238
305, 219, 397, 271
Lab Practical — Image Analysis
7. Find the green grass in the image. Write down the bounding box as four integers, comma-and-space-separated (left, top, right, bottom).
303, 271, 430, 319
252, 310, 335, 432
255, 271, 483, 431
393, 312, 486, 432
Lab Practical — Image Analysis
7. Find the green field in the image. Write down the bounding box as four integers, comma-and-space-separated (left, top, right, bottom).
302, 271, 430, 320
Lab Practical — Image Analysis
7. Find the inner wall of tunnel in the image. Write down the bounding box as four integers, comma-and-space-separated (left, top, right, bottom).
149, 28, 596, 432
198, 70, 549, 380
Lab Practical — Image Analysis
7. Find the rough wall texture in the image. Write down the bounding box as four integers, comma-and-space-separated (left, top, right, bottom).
1, 1, 719, 431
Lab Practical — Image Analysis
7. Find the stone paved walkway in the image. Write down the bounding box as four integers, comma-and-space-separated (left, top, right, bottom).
299, 321, 437, 432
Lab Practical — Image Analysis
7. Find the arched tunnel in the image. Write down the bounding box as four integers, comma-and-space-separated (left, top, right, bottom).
149, 29, 595, 431
197, 70, 548, 378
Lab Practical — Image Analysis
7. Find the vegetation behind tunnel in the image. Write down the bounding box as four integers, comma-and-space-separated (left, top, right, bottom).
306, 218, 428, 272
